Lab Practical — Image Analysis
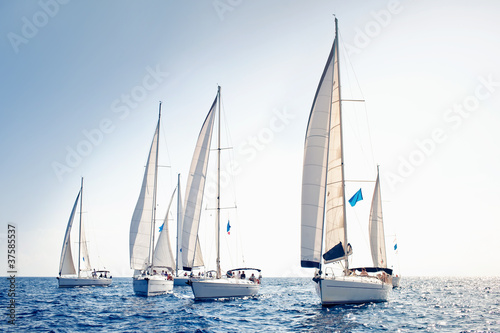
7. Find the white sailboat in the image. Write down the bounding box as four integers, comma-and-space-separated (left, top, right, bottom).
300, 18, 392, 305
182, 86, 261, 300
58, 177, 112, 287
129, 102, 174, 296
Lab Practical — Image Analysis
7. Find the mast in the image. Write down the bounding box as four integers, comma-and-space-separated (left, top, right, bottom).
78, 177, 83, 278
176, 173, 181, 277
149, 102, 162, 271
334, 18, 349, 272
216, 86, 221, 279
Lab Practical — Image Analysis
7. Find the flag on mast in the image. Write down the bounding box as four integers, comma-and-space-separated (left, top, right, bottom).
348, 188, 363, 207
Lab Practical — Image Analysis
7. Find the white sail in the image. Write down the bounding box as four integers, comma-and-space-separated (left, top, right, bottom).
130, 121, 159, 270
369, 169, 387, 268
193, 236, 204, 267
80, 221, 92, 272
182, 97, 217, 270
153, 187, 176, 271
324, 33, 348, 265
59, 191, 80, 276
301, 36, 341, 267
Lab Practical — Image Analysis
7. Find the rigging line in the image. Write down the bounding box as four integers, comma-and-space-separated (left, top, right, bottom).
345, 187, 370, 257
339, 30, 377, 172
234, 206, 246, 266
210, 147, 233, 151
218, 89, 240, 209
222, 212, 237, 271
338, 32, 371, 175
345, 180, 376, 183
205, 206, 237, 211
338, 31, 365, 98
159, 113, 175, 188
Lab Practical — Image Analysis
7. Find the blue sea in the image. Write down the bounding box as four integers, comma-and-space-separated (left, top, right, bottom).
1, 277, 499, 332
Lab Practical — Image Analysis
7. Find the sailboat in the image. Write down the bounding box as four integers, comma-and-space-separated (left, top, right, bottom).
300, 18, 392, 305
182, 86, 261, 300
129, 102, 174, 296
391, 235, 401, 288
57, 177, 112, 287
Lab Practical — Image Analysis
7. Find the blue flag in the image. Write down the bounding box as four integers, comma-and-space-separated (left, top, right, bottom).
348, 188, 363, 207
159, 223, 164, 233
394, 243, 398, 251
227, 220, 231, 235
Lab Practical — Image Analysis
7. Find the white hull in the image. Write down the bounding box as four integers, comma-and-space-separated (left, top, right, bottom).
392, 276, 401, 288
133, 275, 173, 296
174, 276, 190, 286
191, 278, 260, 300
316, 276, 391, 306
58, 277, 111, 288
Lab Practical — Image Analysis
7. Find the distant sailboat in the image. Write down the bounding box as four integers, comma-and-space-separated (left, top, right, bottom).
369, 171, 401, 288
391, 235, 401, 288
57, 177, 112, 287
300, 18, 392, 305
368, 167, 402, 289
182, 86, 261, 300
129, 102, 174, 296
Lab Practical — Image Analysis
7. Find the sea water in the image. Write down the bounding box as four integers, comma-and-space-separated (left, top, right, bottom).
1, 276, 498, 332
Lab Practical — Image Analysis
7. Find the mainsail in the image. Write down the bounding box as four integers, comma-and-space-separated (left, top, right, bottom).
369, 169, 387, 268
182, 97, 217, 270
301, 27, 347, 268
129, 119, 159, 271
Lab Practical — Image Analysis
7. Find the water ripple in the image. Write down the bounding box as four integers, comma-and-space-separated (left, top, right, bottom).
1, 277, 499, 332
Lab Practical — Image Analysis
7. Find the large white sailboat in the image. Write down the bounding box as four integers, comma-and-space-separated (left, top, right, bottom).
58, 177, 112, 287
300, 19, 392, 306
129, 102, 174, 296
182, 86, 261, 300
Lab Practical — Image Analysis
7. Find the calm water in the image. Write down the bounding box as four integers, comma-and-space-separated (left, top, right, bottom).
1, 277, 499, 332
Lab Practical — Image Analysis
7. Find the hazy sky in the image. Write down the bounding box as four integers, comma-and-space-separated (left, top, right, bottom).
1, 0, 499, 277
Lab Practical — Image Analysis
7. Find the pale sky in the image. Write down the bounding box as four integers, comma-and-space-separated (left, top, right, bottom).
1, 0, 499, 278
